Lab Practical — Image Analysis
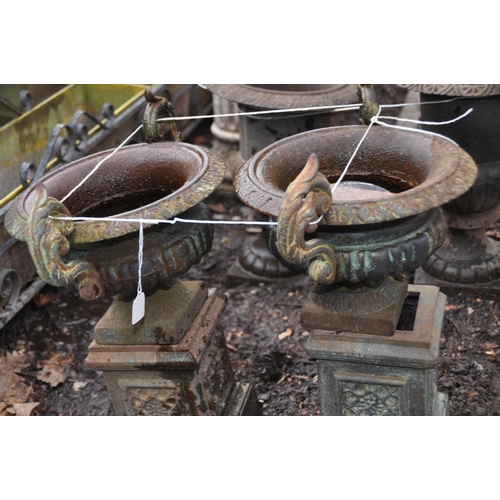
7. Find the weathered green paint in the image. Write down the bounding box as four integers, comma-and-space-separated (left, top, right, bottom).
304, 285, 449, 416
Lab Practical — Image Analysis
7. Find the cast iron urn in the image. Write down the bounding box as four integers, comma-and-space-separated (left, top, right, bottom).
4, 92, 259, 416
400, 84, 500, 291
234, 125, 477, 335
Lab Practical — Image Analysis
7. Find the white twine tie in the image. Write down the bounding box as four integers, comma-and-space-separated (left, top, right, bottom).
131, 222, 145, 325
47, 96, 475, 325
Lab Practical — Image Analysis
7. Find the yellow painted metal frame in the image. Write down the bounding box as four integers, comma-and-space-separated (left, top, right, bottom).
0, 84, 149, 208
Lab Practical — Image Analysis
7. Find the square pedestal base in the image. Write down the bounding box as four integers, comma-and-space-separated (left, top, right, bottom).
94, 281, 209, 345
85, 288, 260, 416
304, 285, 449, 416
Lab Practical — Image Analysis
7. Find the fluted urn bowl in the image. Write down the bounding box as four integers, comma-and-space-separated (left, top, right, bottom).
5, 142, 225, 300
234, 125, 477, 335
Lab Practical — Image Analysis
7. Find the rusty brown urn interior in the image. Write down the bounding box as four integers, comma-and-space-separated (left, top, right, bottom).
5, 142, 225, 300
234, 125, 477, 335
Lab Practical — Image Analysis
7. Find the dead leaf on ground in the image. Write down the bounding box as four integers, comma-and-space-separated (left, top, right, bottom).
72, 381, 88, 392
12, 402, 41, 416
0, 351, 33, 405
33, 290, 56, 308
206, 202, 227, 214
0, 402, 9, 416
278, 328, 293, 340
485, 342, 500, 350
36, 353, 74, 387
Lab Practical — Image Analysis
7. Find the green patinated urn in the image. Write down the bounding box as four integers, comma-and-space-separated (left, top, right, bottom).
5, 141, 225, 300
234, 125, 477, 335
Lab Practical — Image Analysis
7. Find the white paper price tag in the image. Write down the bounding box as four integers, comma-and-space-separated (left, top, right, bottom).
132, 291, 145, 325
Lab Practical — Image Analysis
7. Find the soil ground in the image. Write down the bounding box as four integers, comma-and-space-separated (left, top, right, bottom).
2, 195, 500, 416
1, 85, 500, 416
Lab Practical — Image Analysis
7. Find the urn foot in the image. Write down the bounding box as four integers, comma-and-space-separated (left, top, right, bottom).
301, 275, 409, 336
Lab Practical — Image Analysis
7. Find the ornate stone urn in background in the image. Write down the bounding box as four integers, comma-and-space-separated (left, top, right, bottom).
207, 84, 360, 284
400, 84, 500, 294
235, 124, 477, 415
5, 92, 259, 416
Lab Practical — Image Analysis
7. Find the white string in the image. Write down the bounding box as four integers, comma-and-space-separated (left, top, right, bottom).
332, 108, 382, 197
57, 97, 468, 205
52, 100, 474, 230
137, 222, 144, 295
131, 221, 146, 324
60, 124, 143, 203
50, 215, 279, 226
157, 103, 362, 123
57, 105, 359, 205
309, 106, 382, 225
380, 96, 463, 109
379, 107, 473, 127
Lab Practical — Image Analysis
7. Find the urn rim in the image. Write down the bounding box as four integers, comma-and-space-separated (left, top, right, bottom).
206, 84, 359, 110
399, 84, 500, 97
234, 125, 477, 225
11, 142, 225, 244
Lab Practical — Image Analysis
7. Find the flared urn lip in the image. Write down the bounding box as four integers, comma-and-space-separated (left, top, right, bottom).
234, 125, 477, 225
399, 84, 500, 97
7, 141, 225, 245
206, 84, 359, 110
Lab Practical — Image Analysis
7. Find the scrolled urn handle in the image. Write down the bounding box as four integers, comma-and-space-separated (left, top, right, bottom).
6, 184, 103, 301
276, 154, 337, 284
142, 89, 181, 143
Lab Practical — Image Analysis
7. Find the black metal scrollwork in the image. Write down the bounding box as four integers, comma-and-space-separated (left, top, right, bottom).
17, 106, 114, 188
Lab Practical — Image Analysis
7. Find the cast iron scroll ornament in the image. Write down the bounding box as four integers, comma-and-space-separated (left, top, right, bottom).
6, 183, 103, 301
276, 154, 336, 284
358, 84, 379, 125
142, 89, 180, 143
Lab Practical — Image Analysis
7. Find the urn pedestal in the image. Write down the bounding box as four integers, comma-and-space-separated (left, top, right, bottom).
85, 283, 259, 416
234, 124, 477, 416
210, 94, 241, 184
305, 284, 448, 416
